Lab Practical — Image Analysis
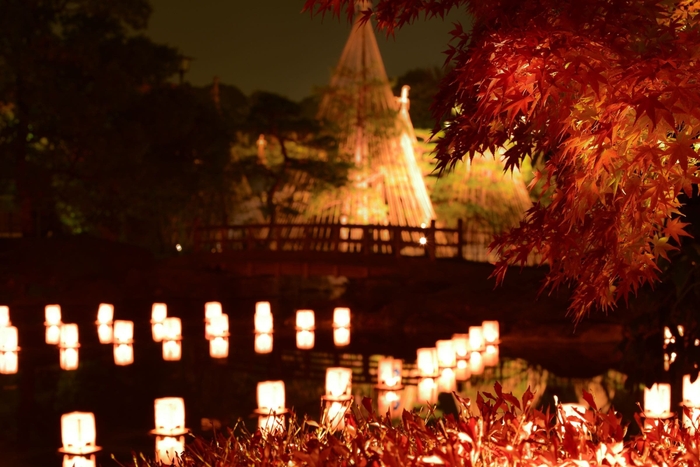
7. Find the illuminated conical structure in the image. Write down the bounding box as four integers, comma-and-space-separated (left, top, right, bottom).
310, 0, 435, 227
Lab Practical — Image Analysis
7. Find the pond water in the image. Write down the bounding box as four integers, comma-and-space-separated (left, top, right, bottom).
0, 299, 638, 467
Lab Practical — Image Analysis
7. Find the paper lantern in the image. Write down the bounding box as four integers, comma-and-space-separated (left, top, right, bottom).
155, 436, 184, 465
0, 325, 19, 375
436, 340, 457, 369
416, 347, 438, 377
326, 367, 352, 399
257, 380, 286, 432
417, 377, 438, 404
684, 374, 700, 407
296, 330, 315, 350
483, 345, 499, 367
60, 412, 99, 454
208, 314, 229, 358
482, 320, 500, 344
62, 454, 96, 467
59, 324, 80, 371
333, 327, 351, 347
254, 301, 273, 334
455, 358, 471, 381
204, 302, 223, 339
255, 332, 273, 354
154, 397, 187, 435
151, 303, 168, 342
644, 383, 672, 418
469, 351, 484, 375
437, 367, 457, 393
452, 334, 470, 358
0, 305, 10, 327
209, 336, 228, 359
295, 310, 315, 350
113, 320, 134, 366
94, 304, 114, 344
45, 304, 62, 345
333, 307, 351, 347
468, 326, 485, 351
377, 357, 402, 388
162, 317, 182, 361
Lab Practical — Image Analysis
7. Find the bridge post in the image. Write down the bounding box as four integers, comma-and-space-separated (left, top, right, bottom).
457, 218, 464, 260
428, 220, 436, 261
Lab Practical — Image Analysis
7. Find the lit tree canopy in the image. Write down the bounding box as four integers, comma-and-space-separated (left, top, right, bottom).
305, 0, 700, 318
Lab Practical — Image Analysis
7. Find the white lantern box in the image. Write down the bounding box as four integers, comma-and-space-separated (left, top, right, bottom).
482, 320, 500, 344
96, 304, 114, 344
469, 351, 484, 376
204, 301, 223, 340
59, 324, 80, 371
296, 310, 315, 331
333, 326, 351, 347
468, 326, 485, 352
644, 383, 673, 419
162, 317, 182, 362
209, 336, 228, 359
416, 347, 438, 378
45, 304, 62, 345
254, 301, 273, 334
436, 340, 457, 369
322, 367, 353, 431
296, 330, 315, 350
155, 435, 185, 465
113, 320, 134, 366
377, 357, 403, 389
417, 377, 438, 405
255, 332, 273, 354
437, 367, 457, 393
0, 326, 20, 375
256, 380, 287, 432
455, 359, 471, 382
451, 334, 470, 359
151, 303, 168, 342
59, 412, 101, 455
683, 374, 700, 407
483, 345, 499, 367
0, 305, 10, 327
333, 307, 351, 328
152, 397, 188, 436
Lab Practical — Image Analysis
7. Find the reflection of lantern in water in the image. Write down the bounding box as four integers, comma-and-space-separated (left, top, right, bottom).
113, 320, 134, 366
254, 302, 273, 354
469, 351, 484, 375
451, 334, 471, 381
332, 307, 351, 347
0, 326, 19, 374
162, 318, 182, 361
323, 367, 353, 430
208, 314, 229, 359
483, 344, 499, 367
468, 326, 485, 352
59, 324, 80, 371
204, 302, 222, 340
416, 347, 438, 377
96, 303, 114, 344
152, 397, 188, 465
295, 310, 315, 350
60, 411, 100, 467
418, 377, 438, 404
437, 368, 456, 393
482, 320, 500, 344
377, 357, 402, 388
151, 303, 168, 342
377, 389, 402, 416
0, 305, 10, 327
256, 380, 287, 433
45, 304, 62, 345
644, 383, 672, 418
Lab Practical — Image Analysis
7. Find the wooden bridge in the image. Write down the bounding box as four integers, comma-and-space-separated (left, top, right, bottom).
193, 220, 502, 264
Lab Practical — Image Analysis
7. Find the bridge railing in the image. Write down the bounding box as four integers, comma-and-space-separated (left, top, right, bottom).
193, 219, 507, 262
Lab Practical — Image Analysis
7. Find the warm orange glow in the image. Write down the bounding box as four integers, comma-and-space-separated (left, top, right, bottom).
62, 454, 96, 467
416, 347, 438, 377
418, 377, 438, 404
204, 302, 223, 339
113, 320, 134, 366
644, 383, 672, 418
155, 436, 184, 465
436, 340, 457, 369
45, 304, 62, 345
483, 345, 499, 367
296, 309, 315, 330
209, 336, 228, 359
482, 320, 500, 344
257, 380, 286, 432
326, 367, 352, 399
455, 359, 471, 381
296, 330, 315, 350
451, 333, 470, 358
151, 303, 168, 342
469, 326, 485, 351
333, 327, 351, 347
377, 389, 402, 415
60, 412, 98, 455
684, 374, 700, 407
254, 301, 273, 334
0, 305, 10, 327
333, 307, 351, 347
59, 324, 80, 371
162, 317, 182, 361
438, 367, 457, 393
154, 397, 187, 435
469, 351, 484, 375
96, 302, 114, 345
255, 332, 273, 354
0, 325, 18, 374
377, 357, 402, 388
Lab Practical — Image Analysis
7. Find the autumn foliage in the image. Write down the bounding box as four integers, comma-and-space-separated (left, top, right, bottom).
304, 0, 700, 318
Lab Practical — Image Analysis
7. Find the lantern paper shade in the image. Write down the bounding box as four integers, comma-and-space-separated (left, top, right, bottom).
468, 326, 485, 351
162, 317, 182, 361
208, 314, 228, 337
418, 377, 438, 404
257, 380, 285, 414
60, 324, 79, 348
333, 307, 351, 327
113, 320, 134, 366
436, 340, 457, 368
455, 359, 470, 381
154, 397, 187, 435
45, 305, 62, 345
417, 347, 438, 377
296, 310, 315, 330
255, 332, 273, 354
151, 303, 168, 342
684, 374, 700, 407
469, 351, 484, 375
97, 324, 113, 345
0, 351, 18, 374
333, 327, 350, 347
0, 326, 19, 374
452, 334, 470, 359
482, 320, 500, 344
61, 412, 98, 454
209, 337, 228, 359
97, 304, 114, 324
254, 302, 273, 333
438, 368, 457, 393
59, 324, 80, 371
0, 305, 9, 327
326, 367, 352, 399
644, 383, 672, 417
483, 345, 499, 367
296, 330, 314, 350
114, 343, 134, 366
377, 357, 402, 388
62, 454, 95, 467
155, 436, 184, 465
204, 302, 223, 339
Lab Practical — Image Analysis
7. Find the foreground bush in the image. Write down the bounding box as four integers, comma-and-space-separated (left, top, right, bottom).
119, 384, 700, 466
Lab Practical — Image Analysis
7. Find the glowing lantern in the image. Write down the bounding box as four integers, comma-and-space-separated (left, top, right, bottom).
417, 347, 438, 377
644, 383, 672, 418
377, 357, 402, 389
204, 302, 223, 340
684, 374, 700, 407
437, 367, 457, 393
255, 332, 273, 354
151, 397, 188, 465
418, 377, 438, 404
295, 309, 315, 350
162, 318, 182, 361
256, 380, 287, 432
436, 340, 456, 369
0, 326, 19, 374
59, 324, 80, 371
468, 326, 485, 351
333, 307, 351, 347
455, 359, 471, 381
254, 302, 273, 333
482, 320, 500, 344
113, 320, 134, 366
323, 367, 353, 430
469, 351, 484, 375
377, 388, 402, 416
209, 313, 229, 359
45, 304, 62, 345
96, 303, 114, 344
151, 303, 168, 342
483, 344, 499, 367
60, 412, 100, 455
452, 334, 470, 358
62, 454, 96, 467
0, 305, 10, 327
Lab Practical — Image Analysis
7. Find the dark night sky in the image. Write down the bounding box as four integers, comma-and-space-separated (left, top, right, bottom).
146, 0, 469, 101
